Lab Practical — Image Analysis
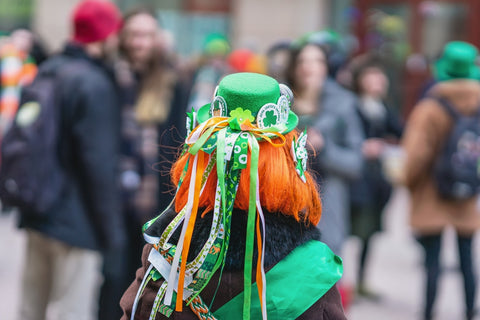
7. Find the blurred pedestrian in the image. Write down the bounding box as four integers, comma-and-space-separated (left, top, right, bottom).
286, 39, 364, 256
266, 40, 291, 83
104, 7, 188, 319
286, 38, 364, 309
402, 41, 480, 320
119, 7, 188, 216
187, 33, 231, 112
120, 72, 345, 319
228, 48, 267, 74
16, 1, 126, 319
10, 29, 50, 66
0, 31, 38, 135
349, 55, 403, 299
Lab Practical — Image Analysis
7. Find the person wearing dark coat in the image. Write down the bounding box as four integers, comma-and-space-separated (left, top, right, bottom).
17, 1, 126, 319
120, 73, 345, 319
285, 41, 364, 256
99, 8, 189, 320
348, 56, 403, 298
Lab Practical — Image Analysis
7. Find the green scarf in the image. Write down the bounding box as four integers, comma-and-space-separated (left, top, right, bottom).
214, 240, 343, 319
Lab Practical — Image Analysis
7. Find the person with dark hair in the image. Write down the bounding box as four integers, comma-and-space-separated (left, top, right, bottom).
118, 6, 187, 216
17, 1, 126, 319
120, 72, 346, 319
286, 39, 364, 257
187, 33, 231, 112
285, 38, 364, 308
266, 40, 291, 83
349, 55, 403, 299
402, 41, 480, 320
99, 6, 188, 319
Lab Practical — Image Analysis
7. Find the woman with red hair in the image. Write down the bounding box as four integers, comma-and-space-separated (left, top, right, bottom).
121, 72, 345, 319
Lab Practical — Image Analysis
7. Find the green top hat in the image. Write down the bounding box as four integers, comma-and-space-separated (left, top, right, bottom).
434, 41, 480, 81
196, 72, 298, 134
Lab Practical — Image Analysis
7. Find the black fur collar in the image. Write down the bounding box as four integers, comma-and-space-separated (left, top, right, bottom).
145, 207, 321, 270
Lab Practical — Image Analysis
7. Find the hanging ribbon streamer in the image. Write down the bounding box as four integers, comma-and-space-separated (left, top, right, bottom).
176, 152, 205, 311
163, 153, 200, 306
243, 133, 260, 319
139, 109, 289, 319
255, 171, 267, 320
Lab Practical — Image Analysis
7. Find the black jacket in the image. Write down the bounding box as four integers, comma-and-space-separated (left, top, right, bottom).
20, 43, 125, 251
121, 208, 346, 319
350, 102, 403, 207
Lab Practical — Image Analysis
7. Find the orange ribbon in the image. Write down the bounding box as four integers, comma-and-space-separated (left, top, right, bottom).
176, 152, 205, 311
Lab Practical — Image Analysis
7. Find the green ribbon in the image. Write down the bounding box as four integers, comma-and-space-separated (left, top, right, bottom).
243, 134, 260, 319
229, 117, 242, 131
217, 128, 227, 220
189, 120, 228, 155
233, 133, 249, 170
186, 129, 241, 302
215, 241, 343, 319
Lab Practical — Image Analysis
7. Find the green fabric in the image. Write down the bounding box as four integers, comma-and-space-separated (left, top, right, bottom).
434, 41, 480, 81
217, 73, 279, 116
214, 240, 343, 320
243, 134, 260, 318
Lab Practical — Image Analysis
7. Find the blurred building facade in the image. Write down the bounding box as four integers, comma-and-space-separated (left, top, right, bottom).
5, 0, 329, 55
2, 0, 480, 116
352, 0, 480, 116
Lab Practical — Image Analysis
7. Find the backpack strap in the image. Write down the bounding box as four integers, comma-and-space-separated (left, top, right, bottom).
431, 96, 460, 120
431, 96, 480, 119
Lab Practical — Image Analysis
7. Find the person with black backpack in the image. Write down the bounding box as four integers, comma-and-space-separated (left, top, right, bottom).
402, 41, 480, 320
1, 1, 127, 319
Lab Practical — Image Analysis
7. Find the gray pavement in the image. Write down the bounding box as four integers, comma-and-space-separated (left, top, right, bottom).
1, 188, 479, 319
345, 188, 480, 320
0, 210, 25, 320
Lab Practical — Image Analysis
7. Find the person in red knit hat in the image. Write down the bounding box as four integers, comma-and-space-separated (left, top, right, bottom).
17, 1, 126, 320
72, 0, 122, 44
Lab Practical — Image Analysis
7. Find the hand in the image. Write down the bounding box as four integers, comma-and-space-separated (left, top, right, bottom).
362, 138, 385, 159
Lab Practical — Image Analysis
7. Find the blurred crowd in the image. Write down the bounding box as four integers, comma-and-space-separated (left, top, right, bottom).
0, 0, 479, 320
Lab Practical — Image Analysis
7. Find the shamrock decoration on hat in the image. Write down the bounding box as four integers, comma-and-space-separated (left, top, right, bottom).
196, 72, 298, 132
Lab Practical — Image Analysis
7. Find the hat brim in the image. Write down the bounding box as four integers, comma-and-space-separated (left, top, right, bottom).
197, 103, 299, 134
434, 59, 480, 81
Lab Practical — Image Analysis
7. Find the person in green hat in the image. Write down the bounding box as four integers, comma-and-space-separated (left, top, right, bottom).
120, 72, 346, 319
187, 33, 231, 112
434, 41, 480, 81
402, 40, 480, 320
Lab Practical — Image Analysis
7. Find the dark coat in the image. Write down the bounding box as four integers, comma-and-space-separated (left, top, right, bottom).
117, 65, 188, 221
350, 102, 403, 208
120, 208, 346, 319
19, 43, 125, 251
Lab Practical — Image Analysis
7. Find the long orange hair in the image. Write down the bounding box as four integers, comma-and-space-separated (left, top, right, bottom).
171, 131, 322, 226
